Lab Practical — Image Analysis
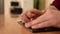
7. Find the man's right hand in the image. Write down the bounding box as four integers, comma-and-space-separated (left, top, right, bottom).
19, 9, 43, 23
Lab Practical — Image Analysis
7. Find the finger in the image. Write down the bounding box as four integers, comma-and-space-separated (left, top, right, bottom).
30, 9, 42, 15
27, 11, 37, 18
26, 9, 42, 18
25, 7, 56, 28
20, 12, 30, 23
31, 19, 53, 29
20, 9, 41, 22
27, 12, 40, 19
25, 14, 51, 28
55, 24, 60, 28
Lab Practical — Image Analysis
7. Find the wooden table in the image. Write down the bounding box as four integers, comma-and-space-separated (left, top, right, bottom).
0, 14, 60, 34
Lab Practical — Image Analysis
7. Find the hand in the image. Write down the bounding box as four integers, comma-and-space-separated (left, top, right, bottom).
19, 9, 43, 23
25, 6, 60, 29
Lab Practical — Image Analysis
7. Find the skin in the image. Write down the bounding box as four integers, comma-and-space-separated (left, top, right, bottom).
20, 9, 43, 23
20, 6, 60, 29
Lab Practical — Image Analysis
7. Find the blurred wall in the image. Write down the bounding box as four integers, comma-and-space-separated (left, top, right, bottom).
0, 0, 4, 26
45, 0, 54, 8
0, 0, 4, 14
4, 0, 21, 22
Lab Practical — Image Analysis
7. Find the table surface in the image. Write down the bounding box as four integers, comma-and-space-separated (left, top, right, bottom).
0, 14, 60, 34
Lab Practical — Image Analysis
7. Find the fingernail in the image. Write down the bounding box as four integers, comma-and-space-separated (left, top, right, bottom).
32, 26, 37, 29
32, 27, 35, 29
25, 23, 30, 28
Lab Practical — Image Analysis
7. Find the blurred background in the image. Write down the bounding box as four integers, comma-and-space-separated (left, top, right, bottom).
0, 0, 4, 26
0, 0, 54, 29
4, 0, 54, 23
0, 0, 55, 34
34, 0, 54, 10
